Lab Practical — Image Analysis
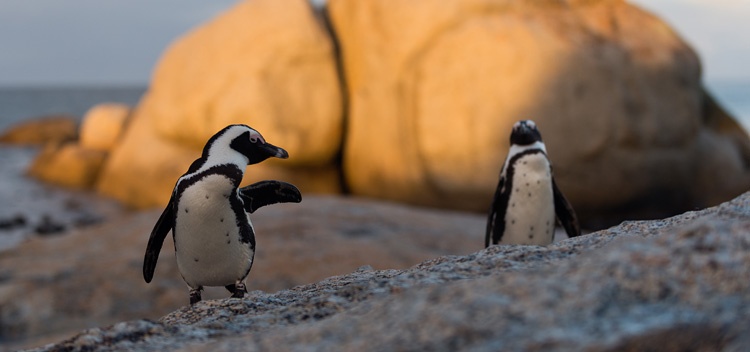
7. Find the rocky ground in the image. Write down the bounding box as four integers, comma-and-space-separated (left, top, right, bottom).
0, 195, 486, 350
12, 192, 750, 351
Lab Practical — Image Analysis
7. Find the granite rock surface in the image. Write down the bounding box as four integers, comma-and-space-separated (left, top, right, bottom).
24, 192, 750, 351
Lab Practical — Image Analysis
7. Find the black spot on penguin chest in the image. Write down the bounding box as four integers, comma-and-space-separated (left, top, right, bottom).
172, 164, 256, 250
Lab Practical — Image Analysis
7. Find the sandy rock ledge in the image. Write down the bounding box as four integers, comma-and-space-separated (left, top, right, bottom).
28, 192, 750, 351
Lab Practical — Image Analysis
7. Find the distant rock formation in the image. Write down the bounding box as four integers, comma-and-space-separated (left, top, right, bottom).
27, 143, 107, 189
27, 191, 750, 351
23, 104, 130, 189
0, 115, 77, 146
14, 0, 749, 227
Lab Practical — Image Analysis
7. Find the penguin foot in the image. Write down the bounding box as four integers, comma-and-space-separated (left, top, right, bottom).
189, 287, 203, 305
226, 281, 247, 299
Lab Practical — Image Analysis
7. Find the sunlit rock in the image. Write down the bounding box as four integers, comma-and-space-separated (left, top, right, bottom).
96, 0, 343, 208
329, 0, 750, 227
79, 103, 131, 152
149, 0, 342, 165
27, 143, 107, 189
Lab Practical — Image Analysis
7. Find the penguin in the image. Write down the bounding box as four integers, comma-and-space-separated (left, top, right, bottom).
143, 124, 302, 305
485, 120, 580, 247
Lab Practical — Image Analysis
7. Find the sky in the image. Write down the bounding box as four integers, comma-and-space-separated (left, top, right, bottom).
629, 0, 750, 83
0, 0, 237, 86
0, 0, 748, 86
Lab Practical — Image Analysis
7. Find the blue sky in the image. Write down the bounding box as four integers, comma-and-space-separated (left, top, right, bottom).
0, 0, 747, 86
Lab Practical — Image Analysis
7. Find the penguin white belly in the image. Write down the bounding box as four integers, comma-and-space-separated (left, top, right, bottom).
501, 154, 556, 245
174, 174, 253, 288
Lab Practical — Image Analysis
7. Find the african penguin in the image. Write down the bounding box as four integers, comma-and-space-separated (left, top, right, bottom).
143, 124, 302, 305
485, 120, 580, 247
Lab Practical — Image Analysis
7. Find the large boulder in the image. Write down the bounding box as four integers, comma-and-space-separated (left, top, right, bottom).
94, 98, 202, 208
96, 0, 343, 208
328, 0, 750, 227
28, 191, 750, 351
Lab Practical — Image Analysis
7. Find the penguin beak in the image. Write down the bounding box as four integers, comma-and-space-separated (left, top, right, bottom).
517, 124, 533, 135
510, 120, 542, 146
514, 121, 533, 134
259, 142, 289, 159
243, 140, 289, 165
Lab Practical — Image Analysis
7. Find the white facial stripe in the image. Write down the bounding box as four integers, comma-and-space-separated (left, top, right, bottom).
195, 125, 258, 175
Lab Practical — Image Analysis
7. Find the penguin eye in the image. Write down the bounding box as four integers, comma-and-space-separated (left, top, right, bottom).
247, 133, 266, 144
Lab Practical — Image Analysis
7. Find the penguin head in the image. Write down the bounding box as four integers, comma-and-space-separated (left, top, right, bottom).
203, 124, 289, 167
510, 120, 543, 146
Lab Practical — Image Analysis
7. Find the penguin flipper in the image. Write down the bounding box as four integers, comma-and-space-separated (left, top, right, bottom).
143, 194, 175, 283
552, 179, 581, 238
238, 180, 302, 213
485, 175, 506, 248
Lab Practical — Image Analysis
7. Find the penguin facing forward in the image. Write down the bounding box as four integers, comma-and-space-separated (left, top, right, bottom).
485, 120, 580, 247
143, 124, 301, 305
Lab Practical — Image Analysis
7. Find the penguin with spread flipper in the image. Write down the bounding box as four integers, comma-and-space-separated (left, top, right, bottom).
143, 124, 301, 305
